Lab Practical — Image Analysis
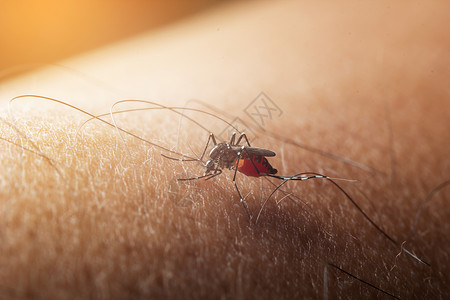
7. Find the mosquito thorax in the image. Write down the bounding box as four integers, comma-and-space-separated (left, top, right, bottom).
209, 143, 228, 160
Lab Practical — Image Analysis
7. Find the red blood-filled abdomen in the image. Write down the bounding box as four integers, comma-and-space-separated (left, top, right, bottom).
237, 155, 277, 177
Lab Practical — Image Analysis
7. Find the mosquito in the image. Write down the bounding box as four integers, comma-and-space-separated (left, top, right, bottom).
164, 132, 327, 217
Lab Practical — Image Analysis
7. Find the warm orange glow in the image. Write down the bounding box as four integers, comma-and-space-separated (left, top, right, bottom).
0, 0, 228, 79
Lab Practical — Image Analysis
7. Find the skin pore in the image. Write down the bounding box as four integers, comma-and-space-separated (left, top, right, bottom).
0, 1, 449, 299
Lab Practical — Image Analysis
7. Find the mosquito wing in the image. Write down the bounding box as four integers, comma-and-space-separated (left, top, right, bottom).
244, 147, 276, 157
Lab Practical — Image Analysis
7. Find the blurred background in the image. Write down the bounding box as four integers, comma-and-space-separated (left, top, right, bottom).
0, 0, 237, 81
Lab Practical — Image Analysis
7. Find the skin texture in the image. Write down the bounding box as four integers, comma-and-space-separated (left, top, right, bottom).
0, 1, 449, 299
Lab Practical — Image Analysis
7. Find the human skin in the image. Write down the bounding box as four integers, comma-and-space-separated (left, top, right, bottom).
0, 1, 449, 299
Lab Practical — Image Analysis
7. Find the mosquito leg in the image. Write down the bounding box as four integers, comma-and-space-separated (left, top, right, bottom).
259, 177, 263, 204
178, 170, 221, 181
161, 153, 200, 162
177, 174, 209, 181
204, 169, 222, 181
229, 132, 237, 146
236, 132, 252, 147
197, 133, 217, 162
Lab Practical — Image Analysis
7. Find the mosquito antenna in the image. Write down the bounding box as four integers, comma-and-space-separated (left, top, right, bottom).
264, 172, 430, 266
411, 180, 450, 235
324, 263, 400, 299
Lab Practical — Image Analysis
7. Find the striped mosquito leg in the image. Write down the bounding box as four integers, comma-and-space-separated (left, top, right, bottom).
291, 174, 329, 181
